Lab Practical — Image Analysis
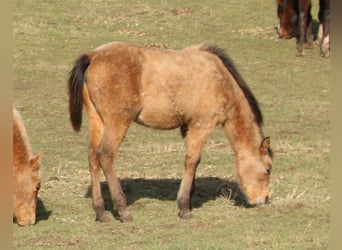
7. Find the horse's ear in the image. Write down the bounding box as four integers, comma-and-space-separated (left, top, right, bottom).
260, 137, 271, 154
29, 152, 42, 171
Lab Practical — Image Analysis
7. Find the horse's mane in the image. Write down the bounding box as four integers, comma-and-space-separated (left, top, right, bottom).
278, 0, 289, 12
13, 107, 32, 162
201, 44, 263, 126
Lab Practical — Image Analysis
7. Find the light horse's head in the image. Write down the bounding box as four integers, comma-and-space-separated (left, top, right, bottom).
236, 137, 273, 206
206, 44, 274, 206
13, 153, 42, 226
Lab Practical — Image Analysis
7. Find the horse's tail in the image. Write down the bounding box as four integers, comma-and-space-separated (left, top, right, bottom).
68, 53, 91, 132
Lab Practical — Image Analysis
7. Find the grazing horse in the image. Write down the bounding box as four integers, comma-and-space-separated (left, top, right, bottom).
317, 0, 330, 57
276, 0, 313, 56
13, 107, 42, 226
68, 42, 273, 222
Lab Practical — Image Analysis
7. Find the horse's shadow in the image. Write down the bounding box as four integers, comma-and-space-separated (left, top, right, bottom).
85, 177, 248, 219
36, 197, 52, 223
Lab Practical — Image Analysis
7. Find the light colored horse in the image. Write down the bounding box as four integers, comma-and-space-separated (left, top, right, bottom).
68, 42, 273, 222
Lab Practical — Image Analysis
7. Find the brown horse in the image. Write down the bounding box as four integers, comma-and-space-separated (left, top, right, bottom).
13, 107, 42, 226
276, 0, 313, 56
68, 42, 273, 222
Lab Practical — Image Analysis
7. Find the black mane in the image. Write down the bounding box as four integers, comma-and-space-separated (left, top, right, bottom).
204, 45, 263, 126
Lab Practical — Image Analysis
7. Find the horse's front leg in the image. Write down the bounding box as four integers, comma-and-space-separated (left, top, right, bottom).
297, 11, 306, 56
177, 124, 214, 219
177, 153, 201, 219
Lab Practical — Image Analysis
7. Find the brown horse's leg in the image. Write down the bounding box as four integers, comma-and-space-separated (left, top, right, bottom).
297, 11, 305, 56
305, 20, 313, 49
97, 121, 132, 222
88, 121, 109, 222
89, 147, 109, 222
177, 124, 215, 219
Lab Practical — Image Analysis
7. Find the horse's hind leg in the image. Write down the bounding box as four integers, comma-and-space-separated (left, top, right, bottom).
88, 120, 110, 222
97, 120, 132, 222
177, 123, 215, 219
89, 151, 109, 222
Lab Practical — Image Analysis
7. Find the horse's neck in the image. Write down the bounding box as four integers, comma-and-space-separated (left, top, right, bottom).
224, 98, 263, 157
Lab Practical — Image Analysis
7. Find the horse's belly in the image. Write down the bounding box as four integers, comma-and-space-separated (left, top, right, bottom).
135, 107, 181, 130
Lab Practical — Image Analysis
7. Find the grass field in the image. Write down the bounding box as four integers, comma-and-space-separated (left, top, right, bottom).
13, 0, 330, 249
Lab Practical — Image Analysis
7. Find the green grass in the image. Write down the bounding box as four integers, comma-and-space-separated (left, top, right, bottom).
13, 0, 330, 249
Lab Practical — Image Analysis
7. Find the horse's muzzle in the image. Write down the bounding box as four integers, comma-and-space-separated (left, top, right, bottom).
276, 25, 294, 39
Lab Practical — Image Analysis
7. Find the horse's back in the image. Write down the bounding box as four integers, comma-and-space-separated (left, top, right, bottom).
85, 42, 235, 129
138, 44, 235, 127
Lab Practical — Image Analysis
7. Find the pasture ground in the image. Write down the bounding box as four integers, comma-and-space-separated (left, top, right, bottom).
13, 0, 330, 249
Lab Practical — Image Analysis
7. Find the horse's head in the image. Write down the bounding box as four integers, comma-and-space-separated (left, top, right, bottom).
276, 0, 298, 39
236, 137, 273, 206
13, 153, 42, 226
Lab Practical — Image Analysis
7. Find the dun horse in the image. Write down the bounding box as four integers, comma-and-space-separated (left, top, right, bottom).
68, 42, 273, 222
13, 107, 42, 226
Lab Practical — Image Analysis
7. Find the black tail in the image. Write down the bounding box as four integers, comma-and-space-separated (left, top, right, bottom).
203, 45, 263, 126
68, 53, 91, 132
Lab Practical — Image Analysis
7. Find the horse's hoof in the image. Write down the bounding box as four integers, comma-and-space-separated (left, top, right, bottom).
96, 213, 111, 223
178, 210, 193, 220
119, 210, 132, 222
321, 49, 330, 58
